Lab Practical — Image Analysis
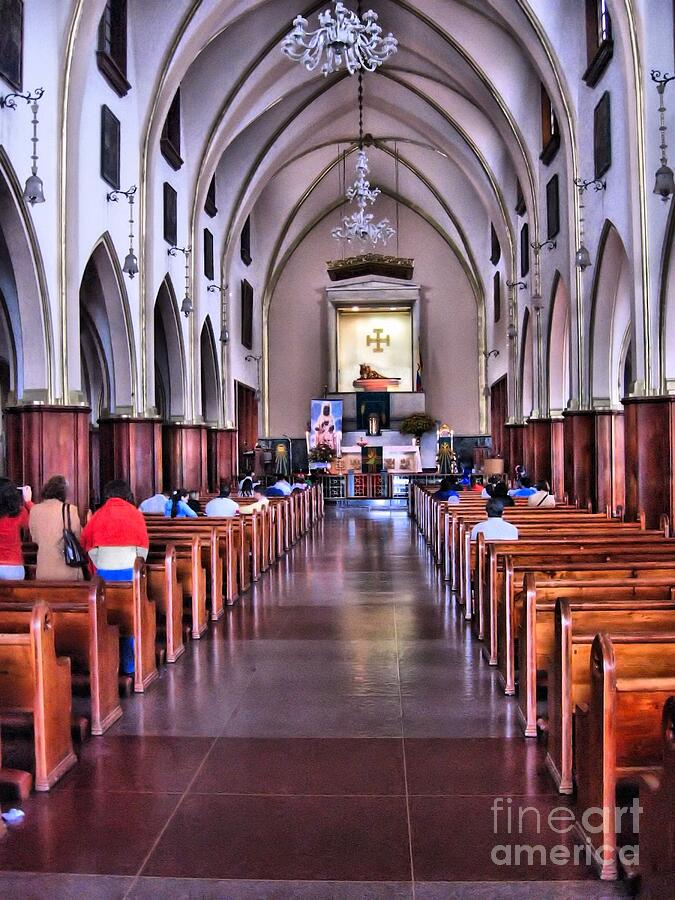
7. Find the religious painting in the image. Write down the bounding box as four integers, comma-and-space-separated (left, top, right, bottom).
241, 279, 253, 350
361, 446, 383, 474
163, 182, 177, 245
273, 439, 291, 476
546, 174, 559, 241
310, 399, 343, 453
0, 0, 23, 92
594, 90, 611, 179
100, 105, 121, 191
520, 223, 530, 278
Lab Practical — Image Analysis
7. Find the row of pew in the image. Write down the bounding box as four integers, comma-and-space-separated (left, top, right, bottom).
411, 483, 674, 896
0, 485, 324, 838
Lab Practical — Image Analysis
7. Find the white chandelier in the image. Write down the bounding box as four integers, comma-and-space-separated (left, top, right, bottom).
282, 1, 398, 77
332, 149, 395, 246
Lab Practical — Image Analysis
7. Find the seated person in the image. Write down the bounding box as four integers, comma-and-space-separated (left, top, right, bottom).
292, 474, 310, 492
186, 491, 201, 515
81, 479, 149, 580
433, 477, 460, 504
508, 475, 537, 497
528, 480, 556, 508
470, 498, 519, 542
240, 478, 269, 511
0, 480, 32, 581
165, 489, 198, 519
469, 476, 484, 494
139, 490, 168, 514
482, 475, 501, 499
493, 481, 515, 507
266, 486, 285, 498
272, 476, 292, 496
205, 484, 240, 518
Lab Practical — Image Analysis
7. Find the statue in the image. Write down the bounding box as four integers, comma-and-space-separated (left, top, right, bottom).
359, 363, 387, 380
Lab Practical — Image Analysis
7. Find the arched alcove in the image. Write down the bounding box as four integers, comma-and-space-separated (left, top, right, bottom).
200, 317, 221, 425
589, 221, 632, 408
659, 200, 675, 392
154, 277, 186, 421
547, 271, 570, 416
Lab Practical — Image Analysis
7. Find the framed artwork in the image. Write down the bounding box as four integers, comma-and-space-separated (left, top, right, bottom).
163, 182, 177, 245
100, 105, 121, 190
310, 399, 343, 453
493, 271, 501, 324
204, 175, 217, 217
361, 446, 383, 474
520, 223, 530, 278
515, 179, 526, 216
594, 91, 611, 180
241, 216, 252, 266
241, 279, 253, 350
490, 223, 501, 266
0, 0, 23, 91
546, 174, 560, 240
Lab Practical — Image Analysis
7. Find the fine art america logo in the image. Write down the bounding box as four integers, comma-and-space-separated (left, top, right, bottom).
490, 797, 641, 868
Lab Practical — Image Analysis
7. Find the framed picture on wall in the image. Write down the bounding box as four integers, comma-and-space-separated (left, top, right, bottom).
100, 105, 121, 190
0, 0, 23, 91
241, 279, 253, 350
546, 174, 559, 240
163, 182, 177, 246
594, 91, 611, 180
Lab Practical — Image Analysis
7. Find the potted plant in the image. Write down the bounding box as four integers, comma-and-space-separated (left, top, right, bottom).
308, 445, 336, 466
400, 413, 436, 444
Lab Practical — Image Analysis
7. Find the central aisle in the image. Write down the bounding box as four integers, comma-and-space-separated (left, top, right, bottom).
0, 509, 628, 898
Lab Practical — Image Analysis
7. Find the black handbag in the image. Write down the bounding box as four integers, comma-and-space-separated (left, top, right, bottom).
62, 503, 87, 568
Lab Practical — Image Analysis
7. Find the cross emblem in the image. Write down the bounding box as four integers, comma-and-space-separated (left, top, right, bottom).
366, 328, 390, 353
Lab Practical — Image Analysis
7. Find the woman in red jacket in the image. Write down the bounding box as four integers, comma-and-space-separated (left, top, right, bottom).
0, 479, 32, 580
81, 480, 149, 581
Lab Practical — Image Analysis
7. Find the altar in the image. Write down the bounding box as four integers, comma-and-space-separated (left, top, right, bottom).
339, 431, 422, 473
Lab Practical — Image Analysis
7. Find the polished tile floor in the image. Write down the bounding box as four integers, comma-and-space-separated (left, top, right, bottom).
0, 508, 629, 898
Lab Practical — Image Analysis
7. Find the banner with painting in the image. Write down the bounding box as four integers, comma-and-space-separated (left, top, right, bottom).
310, 400, 343, 455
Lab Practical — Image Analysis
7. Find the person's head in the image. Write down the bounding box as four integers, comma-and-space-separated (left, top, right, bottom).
0, 478, 22, 519
218, 484, 232, 499
240, 477, 254, 497
486, 483, 495, 497
486, 498, 505, 518
493, 481, 509, 499
439, 477, 452, 492
276, 475, 288, 483
519, 475, 532, 489
322, 404, 330, 416
189, 490, 199, 500
41, 475, 68, 503
102, 479, 134, 504
535, 480, 550, 493
449, 481, 462, 494
489, 474, 501, 485
169, 488, 188, 518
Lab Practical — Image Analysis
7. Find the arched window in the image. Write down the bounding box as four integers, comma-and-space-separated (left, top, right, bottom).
97, 0, 130, 96
583, 0, 613, 86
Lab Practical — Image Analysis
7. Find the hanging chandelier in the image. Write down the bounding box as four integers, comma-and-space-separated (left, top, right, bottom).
332, 150, 395, 245
331, 73, 395, 246
282, 1, 398, 77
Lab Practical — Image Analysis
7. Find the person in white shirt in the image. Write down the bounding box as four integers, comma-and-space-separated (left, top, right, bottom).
205, 485, 240, 518
528, 480, 556, 508
139, 492, 168, 514
470, 499, 519, 541
273, 477, 292, 496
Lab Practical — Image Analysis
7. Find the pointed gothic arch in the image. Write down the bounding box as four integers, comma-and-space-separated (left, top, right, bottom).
520, 307, 533, 420
154, 276, 187, 421
547, 271, 570, 416
200, 316, 221, 425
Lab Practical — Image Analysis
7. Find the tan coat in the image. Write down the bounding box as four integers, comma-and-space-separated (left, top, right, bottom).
29, 499, 83, 581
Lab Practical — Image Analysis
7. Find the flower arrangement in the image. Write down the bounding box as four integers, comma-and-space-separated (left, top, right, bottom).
399, 413, 436, 437
308, 445, 335, 463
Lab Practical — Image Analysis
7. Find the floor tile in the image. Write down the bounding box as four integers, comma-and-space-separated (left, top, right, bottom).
0, 872, 132, 899
0, 792, 178, 875
142, 794, 412, 882
190, 737, 406, 796
129, 877, 413, 898
54, 736, 214, 794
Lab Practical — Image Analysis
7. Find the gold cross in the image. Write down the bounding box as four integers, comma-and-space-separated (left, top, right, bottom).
366, 328, 390, 353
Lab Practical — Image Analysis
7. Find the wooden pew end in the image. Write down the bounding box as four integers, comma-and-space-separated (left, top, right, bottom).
0, 767, 33, 800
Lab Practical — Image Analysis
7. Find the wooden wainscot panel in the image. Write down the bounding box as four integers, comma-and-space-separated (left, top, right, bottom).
207, 428, 238, 492
562, 411, 596, 509
163, 424, 208, 493
594, 411, 625, 517
623, 397, 675, 531
5, 405, 91, 517
98, 417, 163, 503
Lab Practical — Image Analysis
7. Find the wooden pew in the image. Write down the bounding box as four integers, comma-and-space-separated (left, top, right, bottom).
104, 560, 158, 693
638, 696, 675, 898
0, 602, 77, 791
574, 634, 675, 880
545, 596, 675, 794
147, 536, 207, 639
146, 543, 185, 663
483, 541, 675, 673
0, 579, 122, 736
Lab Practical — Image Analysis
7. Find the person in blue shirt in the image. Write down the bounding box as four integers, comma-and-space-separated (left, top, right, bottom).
164, 489, 198, 518
508, 475, 537, 498
433, 477, 461, 503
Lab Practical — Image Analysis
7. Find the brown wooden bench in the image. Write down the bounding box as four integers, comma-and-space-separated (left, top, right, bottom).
146, 543, 184, 664
545, 596, 675, 794
104, 560, 158, 693
147, 535, 207, 639
0, 579, 122, 736
574, 633, 675, 880
0, 602, 77, 791
516, 569, 675, 738
638, 696, 675, 898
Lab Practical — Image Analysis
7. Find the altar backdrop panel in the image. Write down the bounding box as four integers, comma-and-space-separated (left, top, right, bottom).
337, 309, 413, 392
268, 202, 480, 436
